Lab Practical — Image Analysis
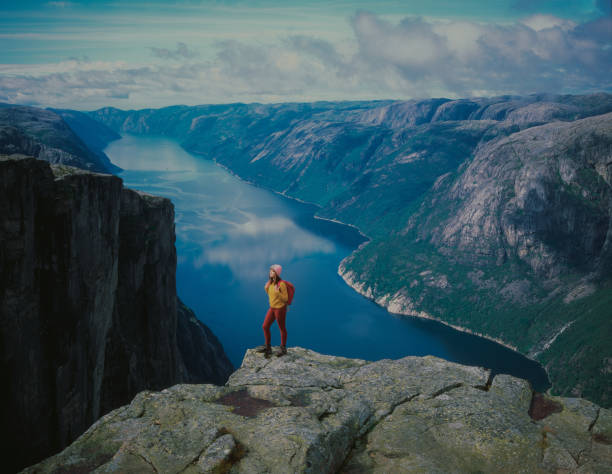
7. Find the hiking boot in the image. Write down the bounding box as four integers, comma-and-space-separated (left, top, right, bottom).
276, 345, 287, 357
256, 344, 272, 356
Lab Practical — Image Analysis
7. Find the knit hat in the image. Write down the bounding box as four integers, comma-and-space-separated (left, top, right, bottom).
270, 264, 282, 277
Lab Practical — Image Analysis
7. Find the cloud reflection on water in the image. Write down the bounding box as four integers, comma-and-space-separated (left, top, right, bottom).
118, 158, 337, 279
192, 211, 335, 278
106, 136, 203, 172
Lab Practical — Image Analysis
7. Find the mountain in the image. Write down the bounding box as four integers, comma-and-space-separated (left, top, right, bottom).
50, 108, 122, 168
82, 93, 612, 409
340, 111, 612, 408
0, 104, 120, 173
23, 347, 612, 473
0, 155, 233, 472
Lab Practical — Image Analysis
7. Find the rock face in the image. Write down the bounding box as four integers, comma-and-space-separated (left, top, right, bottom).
0, 105, 119, 173
0, 155, 233, 473
49, 108, 122, 169
407, 113, 612, 278
24, 348, 612, 473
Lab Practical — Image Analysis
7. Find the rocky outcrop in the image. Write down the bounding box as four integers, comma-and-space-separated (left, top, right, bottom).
0, 105, 119, 173
24, 348, 612, 473
0, 155, 233, 473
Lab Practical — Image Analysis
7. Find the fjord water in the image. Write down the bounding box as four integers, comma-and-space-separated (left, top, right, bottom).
105, 135, 549, 391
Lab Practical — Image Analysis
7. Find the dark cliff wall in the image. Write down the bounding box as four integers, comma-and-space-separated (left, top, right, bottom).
0, 155, 233, 473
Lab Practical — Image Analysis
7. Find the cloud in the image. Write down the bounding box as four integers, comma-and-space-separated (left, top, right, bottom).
284, 35, 346, 68
0, 12, 610, 108
150, 42, 198, 60
347, 11, 612, 97
191, 212, 335, 278
354, 14, 451, 71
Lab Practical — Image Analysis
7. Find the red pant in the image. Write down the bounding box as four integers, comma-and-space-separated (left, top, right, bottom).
262, 306, 287, 346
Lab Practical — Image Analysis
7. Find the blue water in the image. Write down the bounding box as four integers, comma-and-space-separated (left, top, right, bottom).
105, 135, 550, 391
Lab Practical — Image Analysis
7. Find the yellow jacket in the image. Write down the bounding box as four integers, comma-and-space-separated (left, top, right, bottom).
265, 281, 288, 308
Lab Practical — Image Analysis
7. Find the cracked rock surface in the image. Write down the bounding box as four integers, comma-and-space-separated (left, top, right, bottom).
24, 348, 612, 473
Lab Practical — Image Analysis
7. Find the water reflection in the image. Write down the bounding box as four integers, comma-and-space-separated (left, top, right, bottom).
109, 137, 201, 171
104, 135, 550, 392
108, 136, 335, 280
197, 213, 335, 278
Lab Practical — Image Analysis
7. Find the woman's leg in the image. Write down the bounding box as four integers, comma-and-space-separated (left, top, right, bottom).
262, 308, 275, 346
275, 306, 287, 347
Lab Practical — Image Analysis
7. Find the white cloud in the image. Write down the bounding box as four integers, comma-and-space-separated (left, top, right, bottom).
353, 14, 450, 70
192, 212, 335, 278
347, 12, 612, 97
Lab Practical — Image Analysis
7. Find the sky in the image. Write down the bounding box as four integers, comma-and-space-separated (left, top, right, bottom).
0, 0, 610, 110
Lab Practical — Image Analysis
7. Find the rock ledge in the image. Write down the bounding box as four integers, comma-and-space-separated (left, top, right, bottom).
25, 348, 612, 473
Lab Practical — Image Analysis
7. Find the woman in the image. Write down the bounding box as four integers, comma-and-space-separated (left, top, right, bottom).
259, 264, 288, 357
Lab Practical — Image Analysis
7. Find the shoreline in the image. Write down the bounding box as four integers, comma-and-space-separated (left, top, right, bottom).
335, 258, 562, 391
338, 264, 552, 392
337, 264, 522, 354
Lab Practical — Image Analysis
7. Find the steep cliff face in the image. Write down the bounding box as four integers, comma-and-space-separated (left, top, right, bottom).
50, 108, 122, 168
0, 155, 233, 473
24, 348, 612, 473
175, 300, 235, 386
0, 105, 119, 173
410, 113, 612, 277
83, 93, 612, 408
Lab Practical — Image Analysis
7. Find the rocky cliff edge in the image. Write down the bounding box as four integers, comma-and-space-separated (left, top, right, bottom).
25, 347, 612, 473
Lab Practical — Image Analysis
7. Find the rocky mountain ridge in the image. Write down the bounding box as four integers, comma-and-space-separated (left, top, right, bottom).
0, 155, 233, 472
0, 104, 119, 173
24, 347, 612, 473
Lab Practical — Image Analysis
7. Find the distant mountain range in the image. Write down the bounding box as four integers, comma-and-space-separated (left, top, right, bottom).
1, 94, 609, 408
